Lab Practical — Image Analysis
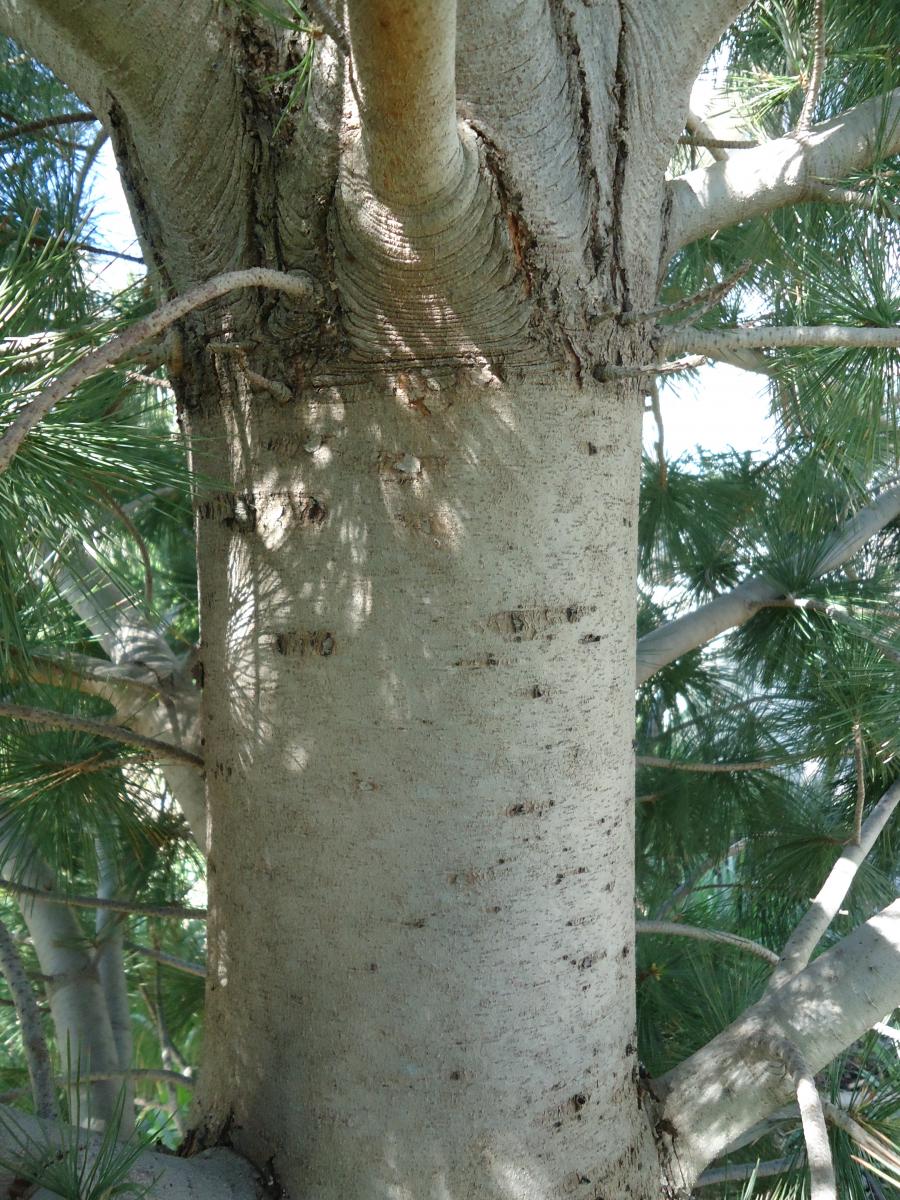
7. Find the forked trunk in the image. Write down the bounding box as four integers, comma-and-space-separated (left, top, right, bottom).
188, 358, 660, 1196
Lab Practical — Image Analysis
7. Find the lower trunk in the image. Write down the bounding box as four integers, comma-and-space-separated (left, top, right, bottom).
190, 361, 660, 1197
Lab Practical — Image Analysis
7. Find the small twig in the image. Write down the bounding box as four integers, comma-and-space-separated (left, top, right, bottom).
126, 940, 206, 978
636, 920, 778, 964
0, 914, 57, 1119
305, 0, 350, 55
0, 880, 206, 921
751, 1034, 836, 1200
0, 702, 202, 767
625, 260, 752, 326
0, 110, 95, 143
595, 354, 706, 381
0, 267, 315, 474
853, 722, 865, 844
677, 134, 759, 150
695, 1157, 797, 1187
647, 380, 667, 489
798, 0, 826, 132
636, 755, 790, 773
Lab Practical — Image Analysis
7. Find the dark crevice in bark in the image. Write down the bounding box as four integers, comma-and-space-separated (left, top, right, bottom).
105, 96, 173, 295
609, 11, 631, 315
547, 1, 605, 280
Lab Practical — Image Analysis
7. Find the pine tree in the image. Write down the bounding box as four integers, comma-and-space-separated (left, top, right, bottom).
0, 3, 897, 1197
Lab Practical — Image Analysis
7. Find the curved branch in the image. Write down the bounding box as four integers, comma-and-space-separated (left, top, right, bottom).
637, 920, 779, 965
665, 324, 900, 356
0, 915, 56, 1119
658, 900, 900, 1189
767, 778, 900, 990
797, 0, 826, 133
0, 702, 203, 768
667, 87, 900, 252
636, 481, 900, 683
346, 0, 460, 206
0, 268, 314, 475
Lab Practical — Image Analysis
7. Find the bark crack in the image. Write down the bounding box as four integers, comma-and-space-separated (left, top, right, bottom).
609, 10, 630, 314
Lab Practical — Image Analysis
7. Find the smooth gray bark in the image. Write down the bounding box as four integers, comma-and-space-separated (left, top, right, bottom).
636, 481, 900, 682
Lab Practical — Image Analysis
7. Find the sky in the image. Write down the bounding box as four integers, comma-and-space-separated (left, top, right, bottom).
85, 142, 777, 464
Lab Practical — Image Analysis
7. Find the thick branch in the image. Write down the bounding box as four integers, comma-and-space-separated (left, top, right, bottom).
665, 324, 900, 356
637, 920, 779, 965
636, 482, 900, 683
0, 268, 314, 475
0, 703, 203, 768
757, 1035, 836, 1200
0, 915, 56, 1119
767, 779, 900, 989
667, 87, 900, 252
658, 900, 900, 1190
346, 0, 460, 206
0, 1104, 256, 1200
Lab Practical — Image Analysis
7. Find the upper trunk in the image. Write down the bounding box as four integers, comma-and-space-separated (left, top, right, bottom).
188, 358, 659, 1198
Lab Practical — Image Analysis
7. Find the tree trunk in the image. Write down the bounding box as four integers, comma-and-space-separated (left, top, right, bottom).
186, 354, 660, 1196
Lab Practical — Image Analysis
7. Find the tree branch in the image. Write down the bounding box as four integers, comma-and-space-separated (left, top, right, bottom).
125, 940, 206, 979
0, 109, 94, 142
0, 1103, 255, 1200
637, 920, 779, 964
797, 0, 826, 133
346, 0, 460, 207
667, 87, 900, 252
637, 755, 788, 773
636, 481, 900, 683
0, 268, 314, 475
664, 323, 900, 356
0, 881, 206, 922
657, 900, 900, 1189
753, 1035, 836, 1200
0, 703, 203, 768
767, 779, 900, 990
0, 915, 56, 1119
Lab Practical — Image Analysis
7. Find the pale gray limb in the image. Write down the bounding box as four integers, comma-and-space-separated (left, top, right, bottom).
664, 323, 900, 357
767, 778, 900, 990
797, 0, 826, 133
0, 703, 203, 768
636, 920, 779, 964
95, 844, 134, 1135
0, 268, 314, 474
125, 940, 206, 978
305, 0, 349, 54
636, 481, 900, 683
658, 900, 900, 1189
0, 1104, 252, 1200
752, 1035, 836, 1200
0, 915, 57, 1119
0, 881, 206, 921
346, 0, 459, 206
667, 87, 900, 252
2, 842, 121, 1125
